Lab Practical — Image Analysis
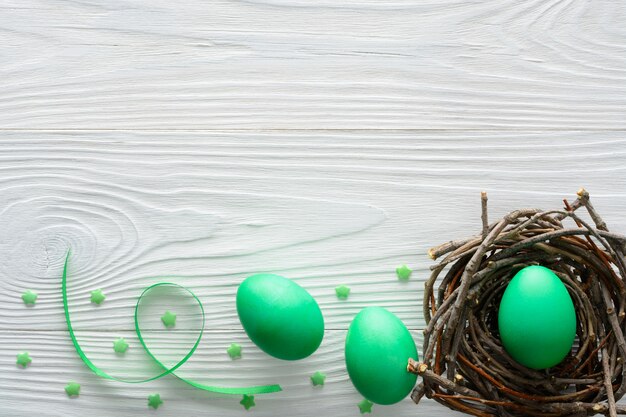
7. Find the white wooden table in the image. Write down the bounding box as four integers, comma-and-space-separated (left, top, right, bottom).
1, 1, 625, 416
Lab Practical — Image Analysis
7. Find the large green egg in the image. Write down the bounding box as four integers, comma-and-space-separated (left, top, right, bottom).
236, 273, 324, 360
345, 307, 418, 405
498, 265, 576, 369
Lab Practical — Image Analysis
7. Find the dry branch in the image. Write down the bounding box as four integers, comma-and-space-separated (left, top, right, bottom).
411, 190, 626, 416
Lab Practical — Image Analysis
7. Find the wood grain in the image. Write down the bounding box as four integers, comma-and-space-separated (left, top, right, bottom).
1, 131, 625, 415
1, 0, 626, 415
1, 131, 625, 332
1, 0, 625, 129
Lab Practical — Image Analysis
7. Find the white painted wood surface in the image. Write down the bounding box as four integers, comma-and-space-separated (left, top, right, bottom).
1, 1, 625, 416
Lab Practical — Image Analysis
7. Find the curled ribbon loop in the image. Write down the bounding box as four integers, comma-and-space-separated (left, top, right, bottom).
62, 250, 282, 394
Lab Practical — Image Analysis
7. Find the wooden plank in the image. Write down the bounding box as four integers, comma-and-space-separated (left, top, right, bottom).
1, 0, 625, 129
1, 130, 626, 416
1, 130, 625, 333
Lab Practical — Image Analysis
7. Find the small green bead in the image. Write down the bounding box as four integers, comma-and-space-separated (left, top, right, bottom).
90, 289, 106, 305
161, 311, 177, 328
396, 265, 412, 281
310, 371, 326, 386
65, 382, 81, 397
21, 290, 38, 305
16, 352, 32, 367
240, 394, 255, 410
335, 285, 350, 299
148, 393, 163, 409
227, 343, 242, 359
358, 399, 373, 414
113, 338, 129, 354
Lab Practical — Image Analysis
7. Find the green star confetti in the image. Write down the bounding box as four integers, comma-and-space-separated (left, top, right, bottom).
16, 352, 32, 368
240, 394, 255, 410
161, 310, 176, 328
62, 251, 282, 396
396, 265, 412, 281
148, 393, 163, 409
227, 343, 242, 359
113, 338, 129, 354
310, 371, 326, 386
90, 289, 106, 305
335, 285, 350, 299
65, 382, 81, 397
21, 290, 38, 305
358, 399, 373, 414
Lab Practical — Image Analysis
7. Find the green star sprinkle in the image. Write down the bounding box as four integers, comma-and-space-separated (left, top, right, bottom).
227, 343, 242, 359
21, 290, 38, 305
358, 399, 373, 414
113, 338, 129, 354
16, 352, 32, 368
148, 393, 163, 409
90, 289, 106, 305
335, 285, 350, 299
396, 264, 413, 281
310, 371, 326, 386
240, 394, 255, 410
64, 382, 81, 397
161, 310, 177, 328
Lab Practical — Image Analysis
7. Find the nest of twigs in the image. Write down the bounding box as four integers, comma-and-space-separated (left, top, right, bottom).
408, 189, 626, 417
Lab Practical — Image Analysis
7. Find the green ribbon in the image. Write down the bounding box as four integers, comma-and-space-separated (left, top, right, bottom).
62, 250, 282, 395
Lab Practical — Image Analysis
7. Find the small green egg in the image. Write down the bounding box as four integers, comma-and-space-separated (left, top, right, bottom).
345, 307, 418, 405
498, 265, 576, 369
236, 273, 324, 360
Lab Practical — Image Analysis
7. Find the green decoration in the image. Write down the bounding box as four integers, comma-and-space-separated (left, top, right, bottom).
161, 311, 176, 328
16, 352, 32, 367
498, 265, 576, 369
148, 393, 163, 409
236, 273, 324, 361
21, 290, 38, 305
62, 251, 281, 395
395, 265, 412, 281
358, 399, 373, 414
65, 382, 81, 397
345, 307, 418, 405
227, 343, 242, 359
240, 394, 255, 410
113, 338, 129, 354
335, 285, 350, 299
310, 371, 326, 386
90, 289, 106, 305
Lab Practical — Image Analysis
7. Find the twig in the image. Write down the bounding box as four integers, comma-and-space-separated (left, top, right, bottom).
415, 191, 626, 417
481, 191, 489, 239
